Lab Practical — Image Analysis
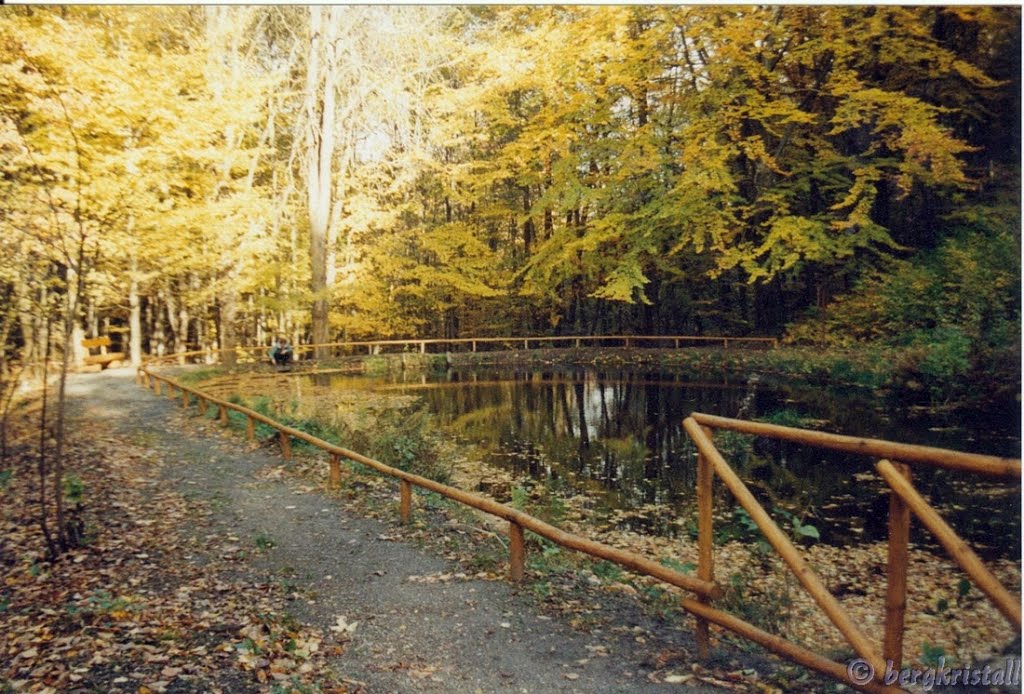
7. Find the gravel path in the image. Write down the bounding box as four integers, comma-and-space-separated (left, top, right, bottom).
64, 367, 743, 693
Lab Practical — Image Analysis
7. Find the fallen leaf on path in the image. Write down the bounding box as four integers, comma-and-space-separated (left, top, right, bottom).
329, 615, 358, 636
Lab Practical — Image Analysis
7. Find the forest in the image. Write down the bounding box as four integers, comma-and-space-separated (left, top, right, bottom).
0, 5, 1019, 384
1, 7, 1021, 691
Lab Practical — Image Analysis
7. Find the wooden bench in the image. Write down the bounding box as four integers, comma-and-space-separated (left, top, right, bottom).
82, 336, 125, 369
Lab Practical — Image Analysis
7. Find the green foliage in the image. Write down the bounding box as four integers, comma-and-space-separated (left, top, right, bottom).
717, 564, 794, 635
0, 470, 11, 493
716, 506, 821, 546
507, 480, 570, 527
900, 327, 972, 392
658, 557, 696, 575
178, 368, 226, 385
758, 409, 811, 429
84, 590, 133, 616
775, 508, 820, 543
270, 679, 317, 694
795, 225, 1020, 348
719, 508, 761, 544
920, 642, 947, 668
788, 220, 1020, 402
361, 407, 450, 484
511, 485, 529, 511
526, 536, 568, 573
956, 578, 971, 605
62, 474, 84, 505
591, 560, 623, 582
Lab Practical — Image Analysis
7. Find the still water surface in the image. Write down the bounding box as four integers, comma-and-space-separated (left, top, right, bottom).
305, 368, 1020, 558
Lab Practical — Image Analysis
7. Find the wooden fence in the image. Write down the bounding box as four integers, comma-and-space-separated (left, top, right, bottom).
142, 333, 777, 365
683, 413, 1020, 691
135, 366, 717, 599
136, 351, 1020, 693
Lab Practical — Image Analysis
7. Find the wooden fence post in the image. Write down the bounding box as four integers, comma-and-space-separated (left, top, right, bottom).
877, 459, 1022, 629
246, 416, 255, 441
279, 430, 292, 459
329, 454, 341, 488
696, 426, 715, 659
154, 379, 161, 395
198, 397, 207, 415
509, 521, 525, 582
400, 480, 412, 523
218, 405, 228, 425
883, 461, 911, 667
684, 419, 886, 674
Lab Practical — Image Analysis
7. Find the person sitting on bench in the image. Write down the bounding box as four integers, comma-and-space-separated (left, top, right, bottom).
269, 336, 293, 366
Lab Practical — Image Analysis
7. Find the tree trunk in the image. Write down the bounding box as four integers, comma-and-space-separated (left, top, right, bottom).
66, 266, 86, 370
128, 246, 142, 367
220, 287, 238, 367
37, 311, 57, 560
150, 293, 165, 357
305, 7, 340, 360
164, 279, 189, 363
15, 272, 36, 370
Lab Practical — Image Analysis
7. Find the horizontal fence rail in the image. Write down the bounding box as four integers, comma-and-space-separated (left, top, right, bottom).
140, 333, 778, 365
690, 413, 1020, 479
682, 412, 1021, 693
135, 364, 719, 600
134, 349, 1017, 694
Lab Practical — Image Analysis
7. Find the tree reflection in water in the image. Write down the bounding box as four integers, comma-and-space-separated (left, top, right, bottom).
396, 369, 1020, 560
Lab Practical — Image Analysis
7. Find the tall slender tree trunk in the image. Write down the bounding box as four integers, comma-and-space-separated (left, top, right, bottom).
65, 265, 86, 370
150, 294, 165, 357
164, 279, 190, 363
216, 250, 242, 367
15, 273, 36, 371
37, 311, 57, 561
219, 285, 238, 367
51, 216, 93, 553
128, 245, 142, 367
305, 7, 340, 359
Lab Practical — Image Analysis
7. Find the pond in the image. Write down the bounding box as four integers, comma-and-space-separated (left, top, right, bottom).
246, 366, 1021, 559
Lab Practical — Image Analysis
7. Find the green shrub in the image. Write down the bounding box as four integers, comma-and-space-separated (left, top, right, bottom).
366, 407, 450, 483
784, 221, 1020, 404
758, 408, 810, 428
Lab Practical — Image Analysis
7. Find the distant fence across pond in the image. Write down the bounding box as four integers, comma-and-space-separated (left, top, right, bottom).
143, 333, 778, 365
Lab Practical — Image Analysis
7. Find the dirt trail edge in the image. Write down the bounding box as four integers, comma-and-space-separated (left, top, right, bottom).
65, 368, 762, 693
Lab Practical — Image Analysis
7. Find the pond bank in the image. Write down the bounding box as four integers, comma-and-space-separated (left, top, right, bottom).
342, 343, 1019, 417
163, 353, 1021, 676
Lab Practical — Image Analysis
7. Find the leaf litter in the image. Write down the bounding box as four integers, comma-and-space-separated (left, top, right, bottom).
7, 369, 1019, 694
0, 411, 351, 693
